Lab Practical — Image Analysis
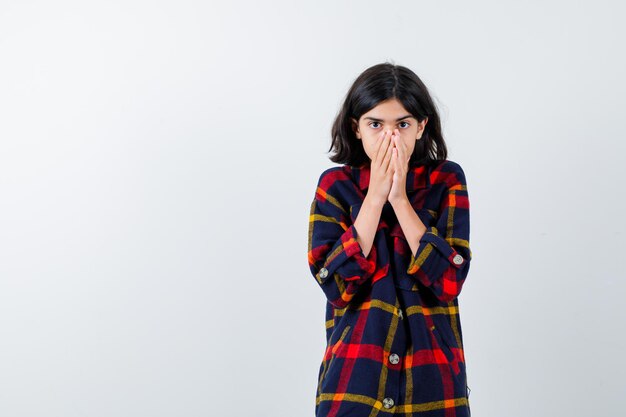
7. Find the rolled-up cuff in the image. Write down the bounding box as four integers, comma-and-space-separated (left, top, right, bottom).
406, 226, 467, 284
317, 224, 377, 284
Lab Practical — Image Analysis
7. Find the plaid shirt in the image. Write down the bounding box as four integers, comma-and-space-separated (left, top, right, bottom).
307, 159, 473, 417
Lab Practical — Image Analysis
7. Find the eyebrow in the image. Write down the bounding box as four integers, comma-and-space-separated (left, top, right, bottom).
363, 115, 414, 122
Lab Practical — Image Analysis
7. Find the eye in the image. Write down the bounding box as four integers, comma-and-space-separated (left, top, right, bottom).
368, 121, 411, 129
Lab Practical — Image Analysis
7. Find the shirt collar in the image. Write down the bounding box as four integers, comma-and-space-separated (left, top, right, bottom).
349, 160, 430, 193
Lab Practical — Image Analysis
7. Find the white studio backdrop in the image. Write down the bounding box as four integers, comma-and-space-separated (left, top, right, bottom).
0, 1, 624, 416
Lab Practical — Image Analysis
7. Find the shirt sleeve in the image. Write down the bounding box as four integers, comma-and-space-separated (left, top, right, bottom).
406, 162, 472, 302
307, 172, 377, 309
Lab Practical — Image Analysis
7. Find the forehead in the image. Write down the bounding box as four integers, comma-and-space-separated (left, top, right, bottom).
360, 99, 414, 121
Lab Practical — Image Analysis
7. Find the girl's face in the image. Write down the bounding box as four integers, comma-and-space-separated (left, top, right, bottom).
351, 98, 428, 163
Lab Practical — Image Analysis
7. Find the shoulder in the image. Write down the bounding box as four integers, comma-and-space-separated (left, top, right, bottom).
315, 165, 354, 190
432, 159, 465, 175
430, 159, 468, 188
313, 165, 362, 211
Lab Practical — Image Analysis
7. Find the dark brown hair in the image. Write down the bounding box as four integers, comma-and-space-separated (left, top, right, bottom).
329, 62, 448, 167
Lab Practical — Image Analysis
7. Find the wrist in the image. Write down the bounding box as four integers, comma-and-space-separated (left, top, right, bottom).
363, 193, 386, 210
389, 195, 409, 208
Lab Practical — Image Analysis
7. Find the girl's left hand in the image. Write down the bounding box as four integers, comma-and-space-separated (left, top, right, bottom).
388, 128, 411, 205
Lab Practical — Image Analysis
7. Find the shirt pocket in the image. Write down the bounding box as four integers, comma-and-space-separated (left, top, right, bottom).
429, 317, 463, 379
430, 324, 455, 364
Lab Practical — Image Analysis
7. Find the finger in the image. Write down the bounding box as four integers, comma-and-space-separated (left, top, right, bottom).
388, 148, 398, 175
374, 130, 391, 167
394, 132, 408, 167
380, 131, 395, 171
391, 135, 402, 167
398, 136, 407, 162
392, 130, 403, 155
374, 130, 387, 160
399, 133, 409, 160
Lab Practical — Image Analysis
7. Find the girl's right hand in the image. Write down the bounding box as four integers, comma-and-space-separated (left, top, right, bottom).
368, 129, 397, 205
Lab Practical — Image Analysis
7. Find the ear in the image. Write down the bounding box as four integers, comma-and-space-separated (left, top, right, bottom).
350, 117, 361, 139
417, 117, 428, 139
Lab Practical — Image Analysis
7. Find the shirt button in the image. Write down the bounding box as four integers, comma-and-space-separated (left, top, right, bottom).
382, 397, 395, 409
398, 309, 403, 320
389, 353, 400, 364
453, 254, 464, 265
319, 267, 328, 279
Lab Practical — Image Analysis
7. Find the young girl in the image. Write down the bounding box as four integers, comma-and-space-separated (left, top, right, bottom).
307, 62, 472, 417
